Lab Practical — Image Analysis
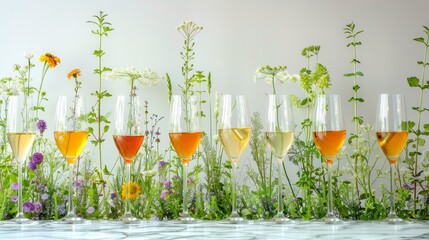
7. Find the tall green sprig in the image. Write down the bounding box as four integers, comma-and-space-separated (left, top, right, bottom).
289, 45, 331, 219
344, 22, 364, 202
405, 24, 429, 217
87, 11, 113, 184
166, 21, 204, 131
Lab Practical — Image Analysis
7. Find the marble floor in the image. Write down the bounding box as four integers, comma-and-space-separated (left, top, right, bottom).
0, 220, 428, 239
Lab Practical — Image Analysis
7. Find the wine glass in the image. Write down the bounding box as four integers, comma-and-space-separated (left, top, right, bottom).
54, 96, 89, 224
265, 95, 294, 223
218, 95, 252, 224
6, 95, 36, 224
169, 95, 202, 223
375, 93, 408, 224
113, 95, 145, 224
312, 94, 346, 224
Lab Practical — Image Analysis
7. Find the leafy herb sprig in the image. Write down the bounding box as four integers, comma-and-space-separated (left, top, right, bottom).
87, 11, 113, 184
405, 24, 429, 217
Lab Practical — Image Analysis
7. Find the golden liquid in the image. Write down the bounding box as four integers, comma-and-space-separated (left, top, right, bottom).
313, 130, 346, 165
218, 128, 252, 163
7, 133, 36, 164
54, 131, 89, 165
376, 131, 408, 164
169, 132, 203, 164
265, 131, 294, 161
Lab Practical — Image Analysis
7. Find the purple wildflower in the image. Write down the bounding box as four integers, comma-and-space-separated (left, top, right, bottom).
163, 180, 172, 188
403, 183, 414, 190
158, 160, 166, 169
187, 178, 193, 184
23, 202, 35, 213
32, 152, 44, 164
11, 195, 18, 202
41, 193, 49, 201
36, 120, 47, 133
110, 192, 117, 200
34, 202, 42, 213
74, 180, 83, 189
29, 161, 37, 171
160, 189, 169, 200
37, 184, 45, 191
87, 206, 95, 214
172, 174, 181, 180
155, 130, 161, 136
30, 178, 36, 185
145, 130, 149, 136
63, 195, 69, 202
58, 204, 66, 215
11, 183, 18, 190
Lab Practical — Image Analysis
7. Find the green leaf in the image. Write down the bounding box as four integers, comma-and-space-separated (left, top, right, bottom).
103, 125, 109, 133
343, 73, 354, 77
407, 76, 420, 87
356, 71, 364, 76
424, 123, 429, 130
417, 138, 425, 146
103, 165, 112, 176
414, 37, 425, 43
93, 49, 105, 57
353, 85, 360, 91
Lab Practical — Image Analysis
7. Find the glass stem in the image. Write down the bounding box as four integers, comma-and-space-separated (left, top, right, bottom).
389, 163, 396, 216
125, 163, 131, 215
18, 163, 23, 217
327, 163, 333, 216
231, 162, 237, 215
68, 163, 74, 215
277, 160, 283, 216
182, 163, 189, 215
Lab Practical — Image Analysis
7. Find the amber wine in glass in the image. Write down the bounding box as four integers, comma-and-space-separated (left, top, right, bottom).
54, 96, 88, 224
6, 95, 36, 224
218, 95, 251, 224
169, 95, 202, 223
113, 95, 145, 224
264, 95, 295, 223
375, 93, 408, 224
313, 94, 346, 224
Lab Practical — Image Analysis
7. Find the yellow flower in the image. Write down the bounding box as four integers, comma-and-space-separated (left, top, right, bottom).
67, 68, 81, 79
121, 181, 141, 200
39, 53, 61, 68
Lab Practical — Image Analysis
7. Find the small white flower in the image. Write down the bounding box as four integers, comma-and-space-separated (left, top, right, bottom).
109, 67, 161, 87
24, 51, 33, 60
142, 170, 157, 177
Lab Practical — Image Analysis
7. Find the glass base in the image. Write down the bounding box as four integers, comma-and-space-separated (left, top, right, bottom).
169, 212, 202, 224
219, 212, 246, 224
59, 213, 90, 225
323, 213, 343, 224
383, 214, 407, 225
272, 213, 294, 224
2, 213, 38, 225
115, 213, 142, 225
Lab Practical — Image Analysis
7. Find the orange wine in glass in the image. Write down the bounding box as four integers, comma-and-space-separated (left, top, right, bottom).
114, 95, 145, 224
313, 94, 346, 224
169, 95, 202, 223
54, 95, 89, 224
375, 93, 408, 224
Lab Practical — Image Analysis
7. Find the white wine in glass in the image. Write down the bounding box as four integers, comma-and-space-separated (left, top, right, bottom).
113, 95, 144, 224
218, 95, 251, 224
6, 95, 36, 224
312, 94, 346, 224
54, 96, 89, 224
169, 95, 202, 223
375, 93, 408, 224
264, 95, 294, 223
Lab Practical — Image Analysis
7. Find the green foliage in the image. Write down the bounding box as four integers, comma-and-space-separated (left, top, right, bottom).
403, 24, 429, 218
87, 11, 114, 186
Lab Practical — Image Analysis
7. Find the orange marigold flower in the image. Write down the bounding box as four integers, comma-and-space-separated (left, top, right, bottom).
67, 68, 81, 79
121, 181, 141, 200
39, 53, 61, 68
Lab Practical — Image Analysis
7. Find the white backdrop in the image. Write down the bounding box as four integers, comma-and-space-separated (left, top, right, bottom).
1, 0, 428, 173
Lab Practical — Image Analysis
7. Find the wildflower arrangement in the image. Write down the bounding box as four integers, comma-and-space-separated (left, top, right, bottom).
1, 12, 429, 223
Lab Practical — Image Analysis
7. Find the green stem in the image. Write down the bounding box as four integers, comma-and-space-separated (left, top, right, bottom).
413, 37, 429, 214
97, 22, 104, 184
36, 63, 49, 119
282, 161, 296, 198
